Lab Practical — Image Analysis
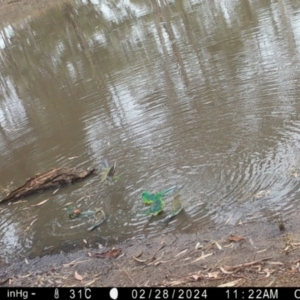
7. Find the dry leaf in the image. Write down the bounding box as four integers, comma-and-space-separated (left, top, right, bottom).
55, 280, 62, 284
195, 242, 202, 250
263, 268, 271, 277
90, 248, 122, 259
19, 273, 32, 278
62, 258, 87, 267
266, 278, 276, 287
31, 199, 48, 207
256, 265, 262, 272
168, 279, 188, 286
0, 278, 10, 285
220, 267, 234, 274
260, 268, 275, 277
132, 255, 147, 263
267, 261, 283, 266
175, 249, 188, 257
225, 215, 232, 225
248, 237, 256, 249
192, 274, 202, 281
30, 219, 38, 226
134, 251, 143, 258
215, 241, 222, 250
257, 249, 267, 253
12, 200, 27, 205
292, 264, 299, 271
153, 259, 172, 266
207, 271, 219, 278
218, 279, 241, 287
85, 279, 97, 286
228, 235, 245, 242
75, 271, 83, 281
191, 252, 213, 263
254, 189, 270, 198
24, 217, 39, 232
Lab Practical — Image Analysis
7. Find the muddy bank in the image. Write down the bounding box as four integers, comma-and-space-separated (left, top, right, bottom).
1, 214, 300, 287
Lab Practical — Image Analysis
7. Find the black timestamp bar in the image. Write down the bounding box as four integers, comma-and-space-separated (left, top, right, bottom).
1, 287, 300, 300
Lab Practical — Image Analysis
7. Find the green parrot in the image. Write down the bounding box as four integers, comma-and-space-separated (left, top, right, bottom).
141, 185, 182, 205
143, 195, 165, 216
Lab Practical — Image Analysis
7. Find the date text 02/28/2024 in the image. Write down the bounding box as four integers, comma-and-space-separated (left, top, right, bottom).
131, 289, 207, 299
131, 288, 281, 300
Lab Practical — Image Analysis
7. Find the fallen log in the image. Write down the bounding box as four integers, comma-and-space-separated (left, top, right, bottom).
0, 167, 95, 204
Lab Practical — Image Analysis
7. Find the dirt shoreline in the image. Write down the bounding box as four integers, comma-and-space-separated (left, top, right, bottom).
1, 214, 300, 287
1, 0, 300, 287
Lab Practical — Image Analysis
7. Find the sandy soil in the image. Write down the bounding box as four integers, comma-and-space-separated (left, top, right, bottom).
1, 0, 300, 287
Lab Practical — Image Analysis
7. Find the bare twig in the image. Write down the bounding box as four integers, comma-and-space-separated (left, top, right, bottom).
150, 243, 165, 261
223, 257, 273, 271
122, 268, 135, 284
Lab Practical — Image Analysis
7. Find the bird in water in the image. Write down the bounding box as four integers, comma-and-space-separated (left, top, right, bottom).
142, 185, 182, 205
107, 160, 117, 178
100, 159, 118, 183
143, 194, 165, 216
141, 186, 183, 216
66, 206, 81, 219
87, 208, 106, 231
66, 206, 106, 231
162, 194, 183, 223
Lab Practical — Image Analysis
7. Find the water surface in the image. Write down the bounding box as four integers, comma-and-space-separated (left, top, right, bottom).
1, 0, 300, 259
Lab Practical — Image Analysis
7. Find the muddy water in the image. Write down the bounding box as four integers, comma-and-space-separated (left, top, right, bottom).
1, 0, 300, 259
